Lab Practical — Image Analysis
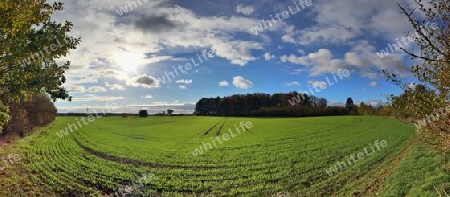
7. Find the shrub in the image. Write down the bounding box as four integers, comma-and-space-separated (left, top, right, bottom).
1, 94, 56, 138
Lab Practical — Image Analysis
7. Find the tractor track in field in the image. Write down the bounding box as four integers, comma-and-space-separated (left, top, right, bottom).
215, 118, 228, 136
202, 119, 225, 137
74, 139, 222, 170
243, 126, 253, 134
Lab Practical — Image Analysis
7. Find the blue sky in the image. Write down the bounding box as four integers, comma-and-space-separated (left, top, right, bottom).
52, 0, 420, 114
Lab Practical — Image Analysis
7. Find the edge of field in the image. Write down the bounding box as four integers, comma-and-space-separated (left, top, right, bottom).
0, 125, 58, 197
335, 130, 418, 196
336, 119, 450, 197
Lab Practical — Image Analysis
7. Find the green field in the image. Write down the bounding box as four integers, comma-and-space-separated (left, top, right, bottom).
1, 115, 449, 196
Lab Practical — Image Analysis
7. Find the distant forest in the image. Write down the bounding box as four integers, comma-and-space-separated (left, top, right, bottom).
194, 92, 364, 117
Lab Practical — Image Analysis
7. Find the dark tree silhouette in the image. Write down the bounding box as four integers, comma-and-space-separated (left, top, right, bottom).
345, 98, 355, 110
138, 110, 148, 118
194, 92, 351, 117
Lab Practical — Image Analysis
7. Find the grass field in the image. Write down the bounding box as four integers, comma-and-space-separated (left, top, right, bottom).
1, 115, 449, 196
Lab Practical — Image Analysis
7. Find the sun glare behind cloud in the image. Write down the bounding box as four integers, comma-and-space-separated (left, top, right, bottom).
113, 50, 145, 72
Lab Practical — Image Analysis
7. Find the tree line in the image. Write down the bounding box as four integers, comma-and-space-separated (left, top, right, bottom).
195, 92, 361, 117
1, 94, 56, 140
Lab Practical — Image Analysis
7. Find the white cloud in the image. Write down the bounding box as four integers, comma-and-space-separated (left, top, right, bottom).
408, 82, 417, 89
66, 85, 86, 93
87, 86, 107, 93
343, 41, 410, 77
143, 55, 174, 64
296, 26, 357, 45
142, 95, 153, 99
233, 76, 253, 89
286, 54, 306, 65
264, 53, 272, 61
291, 69, 303, 75
280, 41, 410, 79
211, 40, 263, 66
151, 102, 168, 105
179, 85, 187, 89
298, 49, 306, 55
219, 81, 229, 87
100, 69, 128, 81
370, 101, 379, 106
127, 101, 196, 107
281, 34, 296, 44
71, 95, 125, 102
170, 57, 190, 61
365, 99, 387, 107
176, 79, 193, 84
285, 81, 300, 87
280, 55, 287, 63
105, 82, 126, 91
271, 0, 415, 78
282, 0, 414, 46
369, 82, 378, 87
308, 80, 326, 87
283, 49, 347, 76
236, 4, 255, 16
361, 72, 378, 79
54, 0, 271, 93
126, 75, 160, 89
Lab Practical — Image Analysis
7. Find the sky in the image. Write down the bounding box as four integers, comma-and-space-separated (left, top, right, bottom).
51, 0, 422, 114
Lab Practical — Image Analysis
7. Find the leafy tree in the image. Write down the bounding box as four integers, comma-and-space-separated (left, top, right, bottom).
358, 102, 367, 115
379, 105, 395, 118
385, 1, 450, 170
0, 104, 9, 131
2, 93, 56, 138
0, 0, 80, 132
391, 85, 438, 119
